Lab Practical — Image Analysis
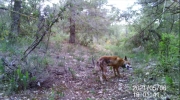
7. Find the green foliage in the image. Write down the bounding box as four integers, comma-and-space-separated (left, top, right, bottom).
104, 40, 131, 57
42, 57, 53, 66
0, 29, 9, 41
0, 41, 7, 52
7, 67, 36, 92
158, 33, 178, 73
58, 91, 65, 97
0, 8, 10, 41
0, 60, 4, 74
0, 41, 19, 55
165, 75, 173, 86
76, 33, 93, 46
48, 86, 65, 100
50, 32, 68, 43
133, 68, 144, 78
156, 33, 178, 91
49, 89, 55, 100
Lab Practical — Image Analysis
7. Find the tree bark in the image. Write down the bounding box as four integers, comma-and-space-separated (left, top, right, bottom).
69, 1, 76, 43
69, 17, 75, 43
10, 0, 21, 39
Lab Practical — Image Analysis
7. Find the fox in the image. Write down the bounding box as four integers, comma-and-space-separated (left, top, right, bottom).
96, 56, 132, 81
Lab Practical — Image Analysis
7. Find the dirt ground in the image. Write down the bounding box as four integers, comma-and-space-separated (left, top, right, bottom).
1, 42, 137, 100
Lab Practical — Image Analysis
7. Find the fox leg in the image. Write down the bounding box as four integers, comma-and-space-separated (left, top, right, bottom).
113, 67, 117, 76
100, 65, 107, 81
102, 73, 107, 81
116, 68, 121, 77
102, 68, 107, 81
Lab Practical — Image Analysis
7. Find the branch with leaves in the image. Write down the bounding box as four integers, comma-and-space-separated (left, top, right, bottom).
0, 7, 37, 20
138, 2, 176, 36
21, 3, 69, 61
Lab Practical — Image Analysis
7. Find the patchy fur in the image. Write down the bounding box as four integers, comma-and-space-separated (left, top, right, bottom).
97, 56, 131, 81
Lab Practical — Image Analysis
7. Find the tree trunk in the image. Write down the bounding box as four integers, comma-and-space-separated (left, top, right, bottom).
69, 0, 76, 43
10, 0, 21, 39
69, 17, 75, 43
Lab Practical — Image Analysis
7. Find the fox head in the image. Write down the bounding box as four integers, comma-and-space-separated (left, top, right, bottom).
123, 56, 132, 70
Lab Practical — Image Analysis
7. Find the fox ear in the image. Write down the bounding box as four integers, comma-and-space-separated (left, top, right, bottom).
124, 56, 127, 61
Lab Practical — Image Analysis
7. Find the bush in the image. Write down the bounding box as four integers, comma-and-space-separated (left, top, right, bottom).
158, 33, 178, 74
8, 67, 36, 92
76, 33, 93, 46
0, 60, 36, 93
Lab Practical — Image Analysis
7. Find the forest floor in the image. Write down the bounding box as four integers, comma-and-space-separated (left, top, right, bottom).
1, 41, 138, 100
1, 40, 175, 100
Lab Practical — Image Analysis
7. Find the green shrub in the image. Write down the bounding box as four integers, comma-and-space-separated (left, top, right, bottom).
0, 60, 5, 74
50, 32, 68, 43
6, 67, 36, 92
158, 33, 178, 74
76, 33, 93, 46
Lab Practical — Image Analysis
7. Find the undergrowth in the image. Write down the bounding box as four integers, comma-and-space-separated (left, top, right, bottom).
103, 32, 179, 99
0, 34, 62, 94
134, 33, 178, 99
